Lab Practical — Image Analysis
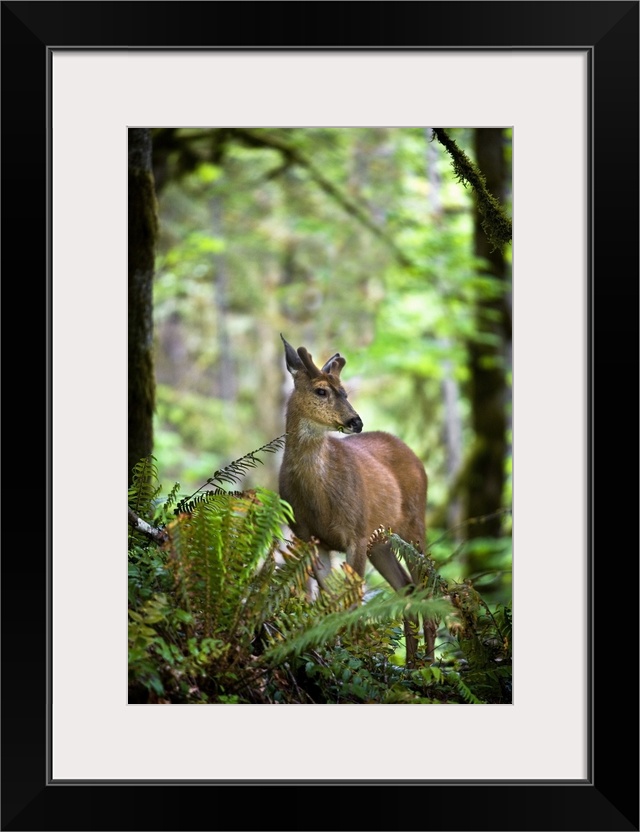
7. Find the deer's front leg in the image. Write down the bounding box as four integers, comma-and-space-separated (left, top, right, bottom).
307, 544, 333, 599
345, 541, 368, 579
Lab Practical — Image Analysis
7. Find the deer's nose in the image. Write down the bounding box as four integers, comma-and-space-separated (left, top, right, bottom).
347, 416, 363, 433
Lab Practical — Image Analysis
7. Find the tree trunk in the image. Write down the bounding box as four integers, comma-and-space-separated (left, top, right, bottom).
464, 128, 510, 550
128, 128, 158, 485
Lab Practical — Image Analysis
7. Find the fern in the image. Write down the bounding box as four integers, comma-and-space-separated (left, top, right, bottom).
238, 488, 293, 583
314, 563, 364, 614
156, 480, 182, 525
128, 447, 511, 703
248, 535, 318, 629
263, 588, 452, 664
227, 489, 294, 642
455, 676, 485, 704
175, 435, 286, 514
165, 488, 293, 644
386, 531, 448, 596
492, 601, 512, 647
128, 456, 162, 522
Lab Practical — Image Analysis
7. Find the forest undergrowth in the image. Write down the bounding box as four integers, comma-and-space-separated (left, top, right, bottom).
128, 448, 512, 705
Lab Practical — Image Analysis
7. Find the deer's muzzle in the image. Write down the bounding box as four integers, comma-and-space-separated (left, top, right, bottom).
344, 415, 363, 434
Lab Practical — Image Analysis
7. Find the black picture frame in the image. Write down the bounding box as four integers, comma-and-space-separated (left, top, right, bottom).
2, 2, 638, 830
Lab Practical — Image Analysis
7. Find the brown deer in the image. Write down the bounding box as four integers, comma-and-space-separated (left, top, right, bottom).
278, 334, 433, 663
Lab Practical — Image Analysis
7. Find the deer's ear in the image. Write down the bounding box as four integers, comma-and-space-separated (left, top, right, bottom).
322, 353, 346, 378
281, 334, 305, 376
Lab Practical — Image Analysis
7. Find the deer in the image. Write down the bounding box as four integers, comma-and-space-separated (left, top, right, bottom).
278, 334, 434, 664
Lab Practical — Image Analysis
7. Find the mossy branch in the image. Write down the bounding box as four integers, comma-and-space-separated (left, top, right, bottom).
432, 128, 512, 250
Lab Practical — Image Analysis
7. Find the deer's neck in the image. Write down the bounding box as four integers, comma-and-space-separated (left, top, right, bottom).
283, 408, 333, 479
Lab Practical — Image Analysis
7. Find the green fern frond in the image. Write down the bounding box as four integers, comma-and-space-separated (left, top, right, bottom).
155, 482, 180, 526
368, 527, 439, 590
166, 488, 295, 643
226, 490, 294, 638
155, 480, 182, 525
314, 564, 364, 615
208, 435, 286, 488
239, 488, 294, 583
455, 676, 485, 704
128, 456, 161, 518
386, 532, 448, 596
249, 535, 317, 628
174, 435, 287, 514
174, 488, 230, 515
128, 457, 163, 550
493, 602, 512, 646
264, 589, 452, 664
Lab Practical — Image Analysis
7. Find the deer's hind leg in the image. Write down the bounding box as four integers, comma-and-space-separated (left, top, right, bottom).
367, 539, 413, 591
403, 558, 437, 665
367, 540, 420, 665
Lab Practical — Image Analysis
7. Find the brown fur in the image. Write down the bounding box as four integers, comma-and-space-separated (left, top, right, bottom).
279, 335, 431, 662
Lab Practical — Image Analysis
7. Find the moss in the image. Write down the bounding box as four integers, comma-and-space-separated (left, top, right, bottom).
432, 128, 512, 251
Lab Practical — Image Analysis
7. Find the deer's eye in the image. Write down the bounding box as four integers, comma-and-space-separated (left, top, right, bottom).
314, 388, 328, 397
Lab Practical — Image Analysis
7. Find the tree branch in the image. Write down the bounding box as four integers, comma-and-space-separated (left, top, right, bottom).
128, 507, 168, 545
432, 128, 512, 250
230, 128, 416, 270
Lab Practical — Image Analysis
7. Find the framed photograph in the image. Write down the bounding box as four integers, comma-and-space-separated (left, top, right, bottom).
3, 2, 637, 830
